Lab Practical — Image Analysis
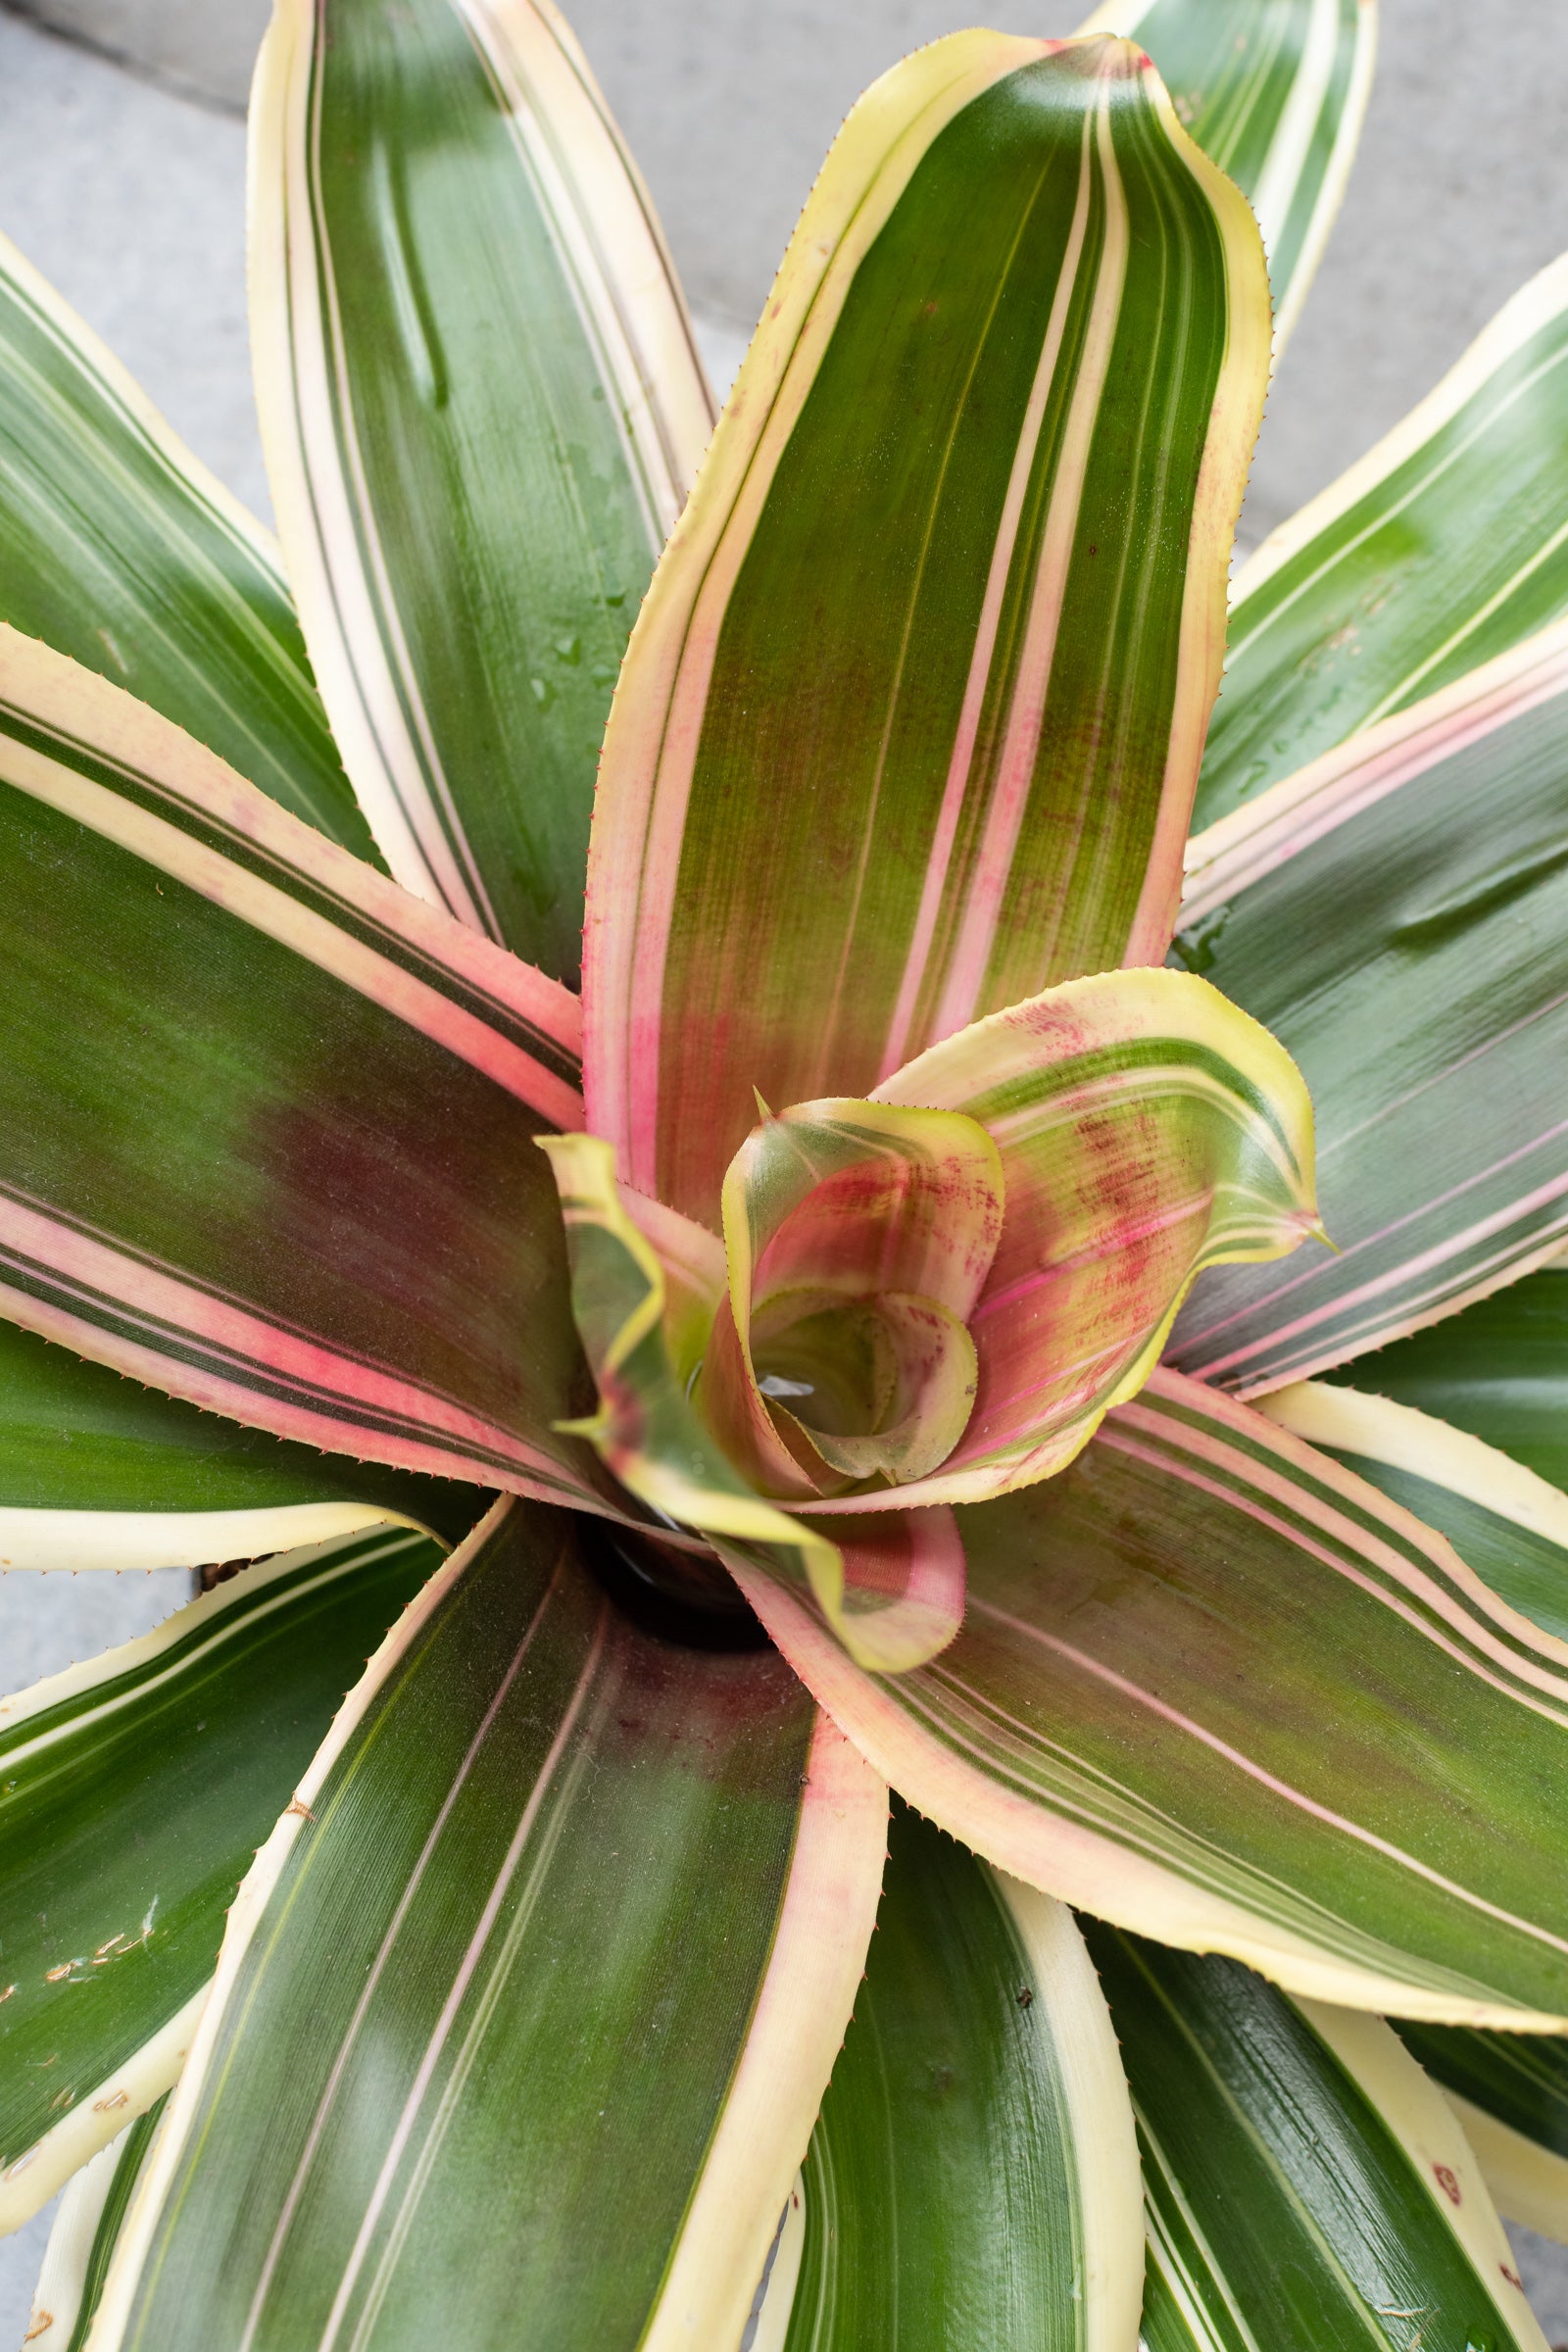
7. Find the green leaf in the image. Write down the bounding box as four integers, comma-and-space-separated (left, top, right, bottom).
26, 2095, 167, 2352
727, 1366, 1568, 2024
1201, 254, 1568, 829
0, 624, 620, 1507
1324, 1267, 1568, 1497
1076, 0, 1376, 352
93, 1499, 887, 2352
771, 1800, 1142, 2351
0, 233, 376, 866
0, 1523, 440, 2230
250, 0, 712, 985
1394, 2022, 1568, 2247
0, 1321, 484, 1566
1262, 1378, 1568, 2247
1170, 624, 1568, 1390
1260, 1378, 1568, 1645
585, 32, 1271, 1222
1084, 1923, 1549, 2352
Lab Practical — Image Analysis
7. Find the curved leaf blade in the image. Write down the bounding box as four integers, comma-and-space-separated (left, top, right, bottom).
0, 231, 373, 863
1170, 623, 1568, 1391
773, 1800, 1142, 2352
0, 627, 619, 1505
0, 1320, 483, 1561
1086, 1924, 1548, 2352
1259, 1378, 1568, 1645
1202, 252, 1568, 829
1395, 2023, 1568, 2246
25, 2096, 166, 2352
0, 1524, 440, 2230
585, 32, 1271, 1221
1076, 0, 1376, 352
93, 1500, 887, 2352
730, 1366, 1568, 2024
251, 0, 712, 982
863, 966, 1318, 1505
1322, 1266, 1568, 1498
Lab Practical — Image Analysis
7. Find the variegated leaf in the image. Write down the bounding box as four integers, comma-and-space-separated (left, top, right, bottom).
1170, 622, 1568, 1390
768, 1800, 1142, 2352
1260, 1377, 1568, 1645
1086, 1925, 1548, 2352
251, 0, 712, 983
0, 231, 373, 862
1322, 1264, 1568, 1498
585, 31, 1271, 1222
1260, 1377, 1568, 2247
0, 1524, 439, 2231
0, 625, 620, 1507
1076, 0, 1376, 352
24, 2096, 166, 2352
860, 967, 1318, 1506
727, 1366, 1568, 2025
91, 1499, 887, 2352
1396, 2022, 1568, 2248
1203, 252, 1568, 828
0, 1319, 483, 1569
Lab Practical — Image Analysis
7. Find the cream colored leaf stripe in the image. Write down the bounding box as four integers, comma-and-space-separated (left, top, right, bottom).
1183, 615, 1568, 927
730, 1367, 1568, 2026
457, 0, 713, 537
0, 1181, 594, 1502
0, 229, 286, 592
1299, 2000, 1550, 2349
588, 33, 1267, 1184
1233, 249, 1568, 641
1259, 1380, 1568, 1558
0, 626, 583, 1118
1077, 0, 1375, 353
0, 1532, 441, 2231
89, 1502, 887, 2352
251, 0, 710, 936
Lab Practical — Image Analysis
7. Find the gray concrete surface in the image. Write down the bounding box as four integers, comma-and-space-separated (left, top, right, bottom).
4, 0, 1568, 2337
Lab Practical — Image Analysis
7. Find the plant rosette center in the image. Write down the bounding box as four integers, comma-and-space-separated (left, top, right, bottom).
540, 968, 1322, 1673
701, 1099, 1004, 1501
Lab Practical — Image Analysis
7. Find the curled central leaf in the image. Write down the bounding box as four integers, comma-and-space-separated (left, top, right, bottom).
703, 1100, 1005, 1500
539, 967, 1321, 1673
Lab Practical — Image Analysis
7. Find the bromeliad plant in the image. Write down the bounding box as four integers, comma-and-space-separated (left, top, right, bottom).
11, 0, 1568, 2344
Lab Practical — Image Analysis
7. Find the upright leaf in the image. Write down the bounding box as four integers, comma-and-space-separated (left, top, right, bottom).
585, 31, 1271, 1220
251, 0, 713, 982
0, 626, 615, 1506
1171, 623, 1568, 1389
1076, 0, 1376, 350
729, 1368, 1568, 2024
0, 232, 372, 860
92, 1501, 887, 2352
1202, 252, 1568, 827
0, 1525, 439, 2230
774, 1802, 1142, 2351
1086, 1925, 1549, 2352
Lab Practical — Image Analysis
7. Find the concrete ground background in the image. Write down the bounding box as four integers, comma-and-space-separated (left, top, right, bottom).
2, 0, 1568, 2337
